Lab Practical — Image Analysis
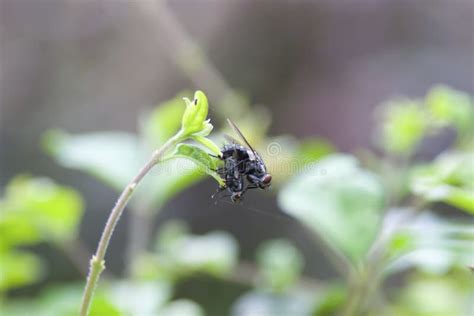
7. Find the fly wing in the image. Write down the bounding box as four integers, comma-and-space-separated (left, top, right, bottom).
226, 118, 257, 154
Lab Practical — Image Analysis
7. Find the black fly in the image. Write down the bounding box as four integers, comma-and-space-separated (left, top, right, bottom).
214, 119, 272, 203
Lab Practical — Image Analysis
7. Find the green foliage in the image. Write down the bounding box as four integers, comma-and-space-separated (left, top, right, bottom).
133, 221, 238, 281
425, 84, 472, 133
256, 239, 304, 292
109, 281, 172, 315
0, 281, 198, 316
232, 291, 313, 316
379, 98, 428, 155
5, 85, 472, 316
0, 176, 83, 291
0, 251, 43, 291
160, 299, 205, 316
140, 93, 187, 147
0, 175, 84, 245
0, 284, 122, 316
380, 270, 473, 316
378, 85, 473, 155
168, 144, 224, 186
387, 213, 474, 274
278, 154, 384, 263
42, 131, 141, 191
411, 151, 474, 214
43, 91, 222, 210
312, 285, 347, 316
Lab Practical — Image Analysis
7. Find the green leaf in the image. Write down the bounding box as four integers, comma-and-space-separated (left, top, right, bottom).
387, 213, 474, 275
147, 221, 239, 280
0, 175, 84, 246
42, 130, 206, 210
425, 85, 473, 133
256, 239, 304, 292
379, 99, 428, 155
169, 143, 224, 186
0, 250, 43, 291
411, 151, 474, 215
312, 284, 347, 316
136, 158, 205, 209
160, 300, 205, 316
110, 281, 172, 315
140, 93, 187, 147
386, 271, 473, 316
192, 135, 222, 156
42, 130, 141, 191
278, 154, 384, 264
232, 291, 313, 316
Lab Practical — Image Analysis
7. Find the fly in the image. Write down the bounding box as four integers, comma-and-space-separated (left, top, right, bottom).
214, 119, 272, 203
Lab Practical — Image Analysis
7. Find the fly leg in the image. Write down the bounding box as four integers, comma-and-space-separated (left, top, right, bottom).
211, 186, 226, 199
243, 184, 259, 194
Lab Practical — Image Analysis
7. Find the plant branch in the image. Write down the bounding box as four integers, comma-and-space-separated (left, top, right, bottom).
79, 132, 182, 316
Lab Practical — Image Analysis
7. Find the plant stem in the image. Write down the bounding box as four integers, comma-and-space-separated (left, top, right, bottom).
79, 133, 182, 316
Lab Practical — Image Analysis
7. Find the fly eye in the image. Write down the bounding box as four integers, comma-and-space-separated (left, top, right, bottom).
262, 174, 272, 185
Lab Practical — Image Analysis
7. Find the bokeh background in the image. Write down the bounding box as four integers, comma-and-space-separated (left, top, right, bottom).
1, 1, 473, 316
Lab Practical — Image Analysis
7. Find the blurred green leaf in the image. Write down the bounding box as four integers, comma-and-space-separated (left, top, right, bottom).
256, 239, 304, 292
278, 154, 384, 263
110, 281, 172, 315
38, 285, 123, 316
0, 175, 84, 246
140, 93, 187, 147
232, 291, 313, 316
0, 251, 43, 291
139, 158, 205, 209
42, 130, 141, 191
387, 270, 473, 316
387, 213, 474, 275
312, 284, 347, 316
138, 221, 239, 280
160, 299, 205, 316
298, 138, 335, 163
411, 151, 474, 214
379, 99, 428, 155
425, 85, 473, 133
160, 230, 238, 278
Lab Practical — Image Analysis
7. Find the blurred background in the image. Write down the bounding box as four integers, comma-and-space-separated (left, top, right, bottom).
1, 1, 473, 315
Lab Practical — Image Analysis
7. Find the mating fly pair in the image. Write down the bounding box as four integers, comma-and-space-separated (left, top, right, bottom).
213, 119, 272, 203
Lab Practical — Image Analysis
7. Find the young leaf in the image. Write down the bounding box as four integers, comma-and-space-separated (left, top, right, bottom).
168, 144, 224, 186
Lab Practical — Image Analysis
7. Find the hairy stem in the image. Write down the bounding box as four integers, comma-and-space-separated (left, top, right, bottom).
79, 133, 182, 316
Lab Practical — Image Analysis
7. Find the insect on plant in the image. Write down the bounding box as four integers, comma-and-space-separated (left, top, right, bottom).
213, 119, 272, 203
